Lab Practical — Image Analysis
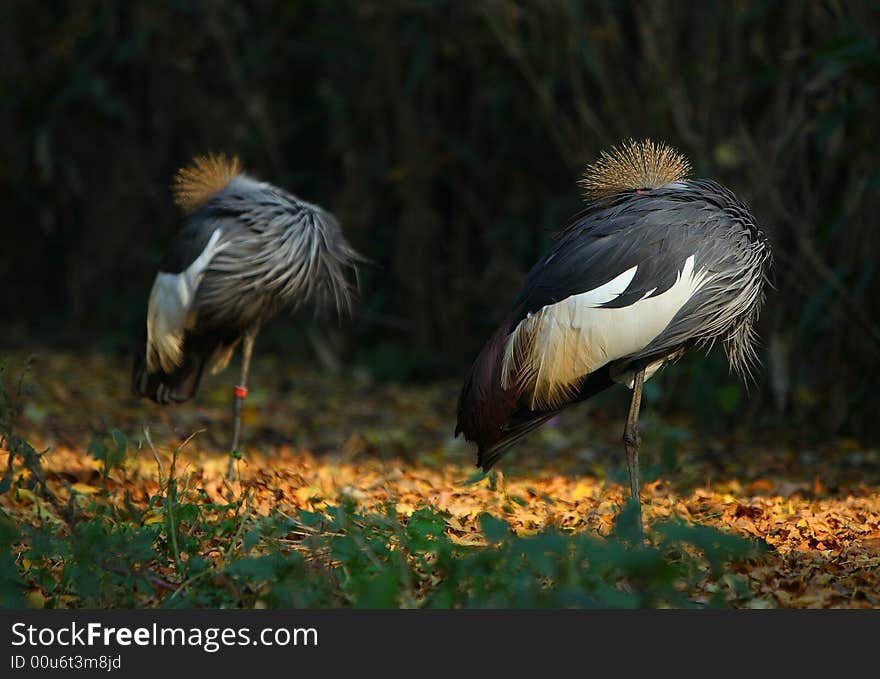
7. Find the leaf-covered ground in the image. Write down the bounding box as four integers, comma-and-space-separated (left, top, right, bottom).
2, 350, 879, 608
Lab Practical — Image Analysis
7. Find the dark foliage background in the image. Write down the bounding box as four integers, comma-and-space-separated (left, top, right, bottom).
1, 1, 878, 440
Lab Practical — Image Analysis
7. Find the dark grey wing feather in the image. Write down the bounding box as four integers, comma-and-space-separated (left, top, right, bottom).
157, 214, 224, 274
510, 190, 714, 323
633, 203, 771, 374
509, 181, 769, 365
191, 177, 362, 330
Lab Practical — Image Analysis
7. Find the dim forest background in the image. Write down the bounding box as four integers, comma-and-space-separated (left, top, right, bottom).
2, 0, 878, 443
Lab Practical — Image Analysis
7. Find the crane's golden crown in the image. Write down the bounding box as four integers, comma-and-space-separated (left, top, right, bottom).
172, 152, 243, 213
579, 139, 691, 200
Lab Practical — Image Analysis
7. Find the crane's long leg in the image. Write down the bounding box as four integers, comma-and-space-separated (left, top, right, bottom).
228, 325, 259, 480
623, 366, 646, 540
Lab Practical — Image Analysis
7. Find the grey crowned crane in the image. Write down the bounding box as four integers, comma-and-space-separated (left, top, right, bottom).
455, 140, 771, 537
133, 154, 361, 475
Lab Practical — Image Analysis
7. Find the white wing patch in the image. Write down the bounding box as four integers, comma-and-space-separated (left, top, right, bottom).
502, 255, 712, 409
573, 265, 637, 306
146, 229, 226, 373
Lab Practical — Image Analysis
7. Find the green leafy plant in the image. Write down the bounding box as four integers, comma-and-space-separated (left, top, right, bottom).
0, 360, 768, 610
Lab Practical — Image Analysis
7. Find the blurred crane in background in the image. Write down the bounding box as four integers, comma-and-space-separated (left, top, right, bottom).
133, 153, 362, 476
456, 140, 772, 537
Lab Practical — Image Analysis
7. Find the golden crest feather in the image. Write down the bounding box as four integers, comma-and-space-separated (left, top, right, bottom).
579, 139, 691, 200
172, 152, 243, 213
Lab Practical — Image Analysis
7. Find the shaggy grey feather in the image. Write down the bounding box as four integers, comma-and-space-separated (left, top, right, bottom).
190, 175, 361, 330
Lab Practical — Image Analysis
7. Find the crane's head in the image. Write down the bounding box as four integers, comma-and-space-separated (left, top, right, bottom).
172, 152, 243, 213
579, 139, 691, 201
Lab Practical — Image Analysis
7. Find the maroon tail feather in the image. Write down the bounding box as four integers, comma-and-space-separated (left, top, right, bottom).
132, 344, 208, 405
455, 319, 615, 471
455, 320, 520, 464
132, 328, 239, 405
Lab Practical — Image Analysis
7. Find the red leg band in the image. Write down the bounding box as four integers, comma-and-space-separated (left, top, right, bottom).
234, 385, 249, 399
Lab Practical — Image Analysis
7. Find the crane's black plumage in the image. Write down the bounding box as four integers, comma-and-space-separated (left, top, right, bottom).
133, 327, 238, 405
133, 153, 361, 473
455, 140, 771, 535
509, 180, 768, 365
